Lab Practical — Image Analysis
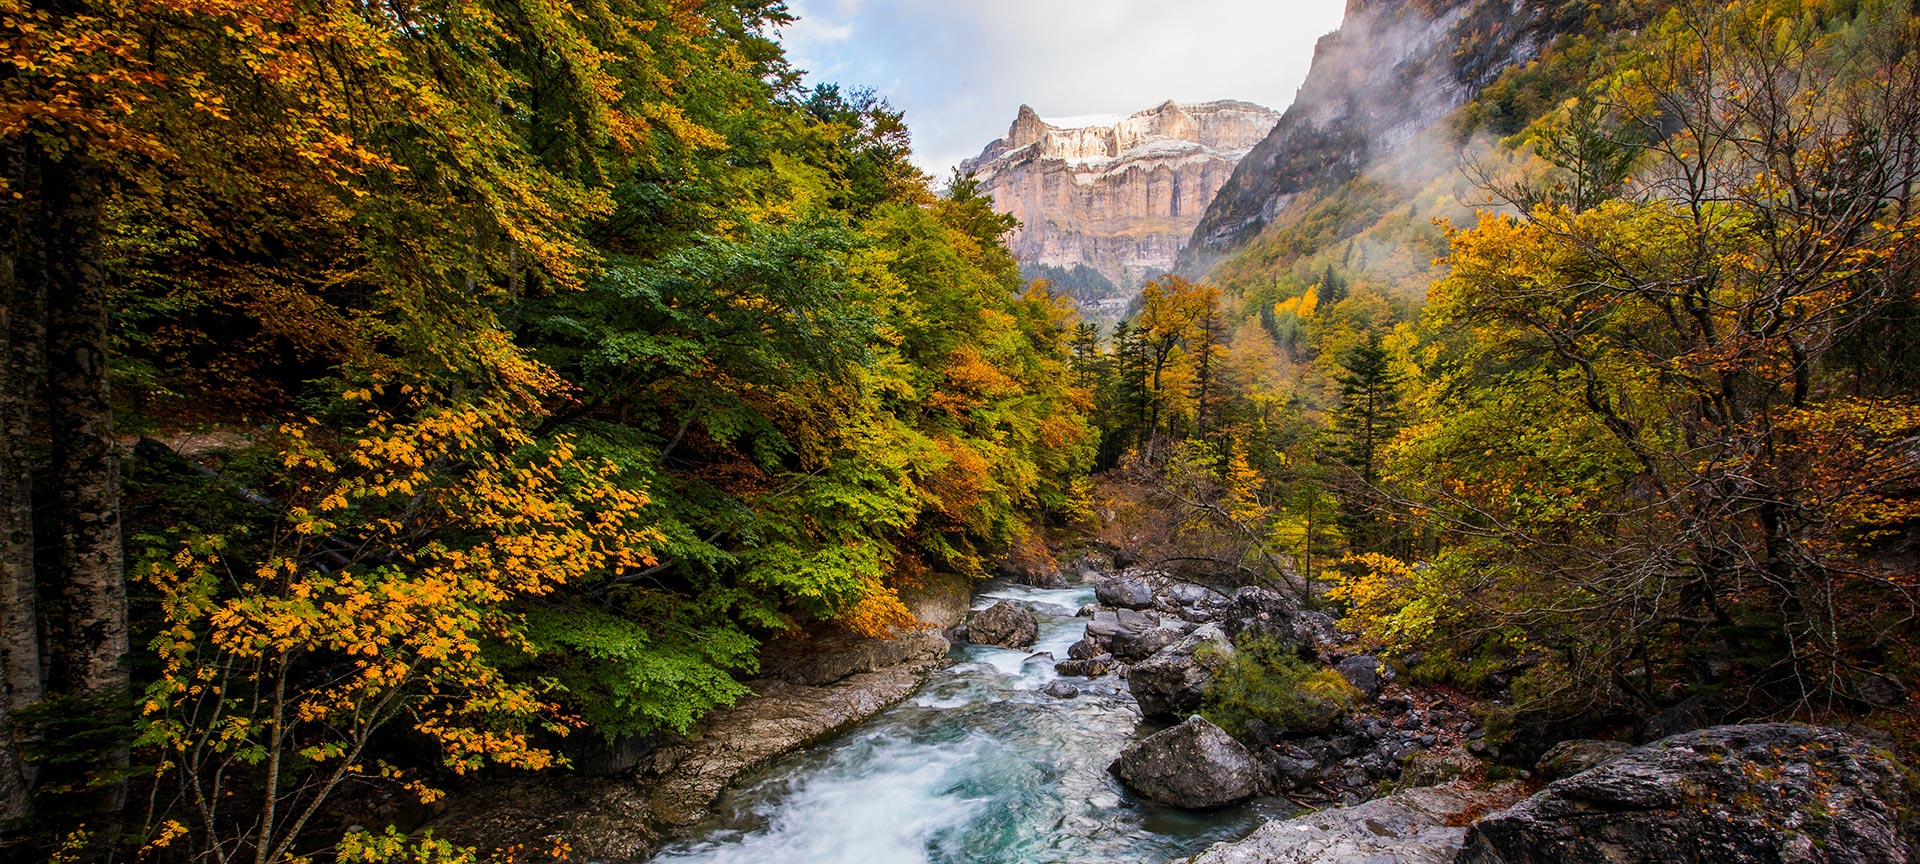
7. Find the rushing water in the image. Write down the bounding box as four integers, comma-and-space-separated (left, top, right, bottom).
648, 580, 1295, 864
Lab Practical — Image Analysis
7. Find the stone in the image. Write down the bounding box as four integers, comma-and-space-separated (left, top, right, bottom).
1459, 723, 1913, 864
1018, 568, 1068, 589
1066, 638, 1100, 660
1055, 654, 1114, 678
1128, 624, 1233, 720
1084, 609, 1175, 661
1532, 739, 1632, 781
966, 601, 1039, 649
1108, 716, 1264, 809
1094, 572, 1158, 609
1187, 781, 1528, 864
1333, 655, 1384, 699
756, 627, 951, 687
1220, 586, 1301, 648
1402, 748, 1484, 787
1044, 680, 1080, 699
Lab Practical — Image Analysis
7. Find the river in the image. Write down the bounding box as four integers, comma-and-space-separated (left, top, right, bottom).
647, 579, 1294, 864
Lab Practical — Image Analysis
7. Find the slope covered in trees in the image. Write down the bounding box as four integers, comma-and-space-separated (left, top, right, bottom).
0, 2, 1089, 859
1078, 0, 1919, 767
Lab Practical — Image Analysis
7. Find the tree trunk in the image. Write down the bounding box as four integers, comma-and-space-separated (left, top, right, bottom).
38, 151, 129, 818
0, 139, 47, 833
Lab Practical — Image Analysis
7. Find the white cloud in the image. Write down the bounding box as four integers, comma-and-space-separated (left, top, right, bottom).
781, 0, 1348, 178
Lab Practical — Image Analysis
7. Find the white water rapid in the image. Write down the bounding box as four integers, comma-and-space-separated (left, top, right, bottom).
647, 580, 1293, 864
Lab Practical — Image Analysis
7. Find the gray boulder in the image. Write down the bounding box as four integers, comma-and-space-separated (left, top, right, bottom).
1018, 568, 1067, 589
1043, 680, 1079, 699
1187, 782, 1527, 864
1333, 655, 1384, 700
1532, 738, 1632, 781
1085, 609, 1176, 661
1054, 654, 1114, 678
1220, 586, 1301, 648
966, 601, 1038, 648
1108, 716, 1263, 808
1128, 624, 1232, 719
1459, 723, 1913, 864
1095, 572, 1158, 609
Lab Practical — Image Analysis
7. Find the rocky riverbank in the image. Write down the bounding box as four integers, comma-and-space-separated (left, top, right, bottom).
431, 623, 954, 860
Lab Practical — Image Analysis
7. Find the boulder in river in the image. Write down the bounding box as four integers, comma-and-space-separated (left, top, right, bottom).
967, 601, 1039, 648
1084, 609, 1176, 661
1188, 781, 1527, 864
1043, 680, 1079, 699
1018, 568, 1068, 589
1054, 654, 1114, 678
1108, 715, 1263, 809
1459, 723, 1913, 864
1128, 623, 1232, 720
1095, 571, 1158, 609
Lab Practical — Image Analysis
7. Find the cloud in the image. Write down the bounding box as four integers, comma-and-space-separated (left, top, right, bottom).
781, 0, 1348, 178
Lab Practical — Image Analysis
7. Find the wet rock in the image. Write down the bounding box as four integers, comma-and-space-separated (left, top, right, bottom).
1333, 655, 1384, 700
1021, 651, 1055, 671
967, 601, 1039, 648
1532, 739, 1632, 781
1055, 654, 1114, 678
1018, 568, 1068, 589
1044, 680, 1080, 699
1109, 716, 1264, 809
1066, 638, 1100, 660
1095, 572, 1158, 609
1128, 624, 1232, 720
1189, 781, 1528, 864
1220, 586, 1301, 648
1459, 723, 1912, 864
1402, 748, 1484, 787
1084, 609, 1175, 661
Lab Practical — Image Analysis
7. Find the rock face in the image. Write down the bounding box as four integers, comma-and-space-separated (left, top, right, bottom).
1109, 716, 1264, 808
1459, 723, 1914, 864
1129, 624, 1232, 720
1181, 0, 1566, 272
1187, 781, 1527, 864
967, 601, 1039, 648
959, 100, 1281, 306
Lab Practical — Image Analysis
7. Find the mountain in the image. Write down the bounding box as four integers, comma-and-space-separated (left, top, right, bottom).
959, 100, 1281, 313
1180, 0, 1586, 278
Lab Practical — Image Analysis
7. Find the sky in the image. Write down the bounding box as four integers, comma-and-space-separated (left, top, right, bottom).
779, 0, 1350, 180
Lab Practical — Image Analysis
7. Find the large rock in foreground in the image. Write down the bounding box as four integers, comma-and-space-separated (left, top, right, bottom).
1459, 723, 1913, 864
967, 601, 1039, 648
1187, 781, 1526, 864
1109, 716, 1263, 808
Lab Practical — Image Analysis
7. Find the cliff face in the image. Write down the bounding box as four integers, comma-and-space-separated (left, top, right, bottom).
1180, 0, 1559, 273
960, 100, 1281, 293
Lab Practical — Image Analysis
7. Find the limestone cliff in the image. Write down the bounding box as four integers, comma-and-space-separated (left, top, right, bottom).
959, 100, 1280, 300
1180, 0, 1564, 273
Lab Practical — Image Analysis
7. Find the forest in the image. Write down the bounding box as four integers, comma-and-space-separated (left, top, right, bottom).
2, 0, 1917, 861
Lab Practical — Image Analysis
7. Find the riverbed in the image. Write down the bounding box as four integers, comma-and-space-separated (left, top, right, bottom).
647, 580, 1294, 864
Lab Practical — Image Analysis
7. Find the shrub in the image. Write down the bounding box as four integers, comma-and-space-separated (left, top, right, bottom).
1200, 636, 1361, 737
